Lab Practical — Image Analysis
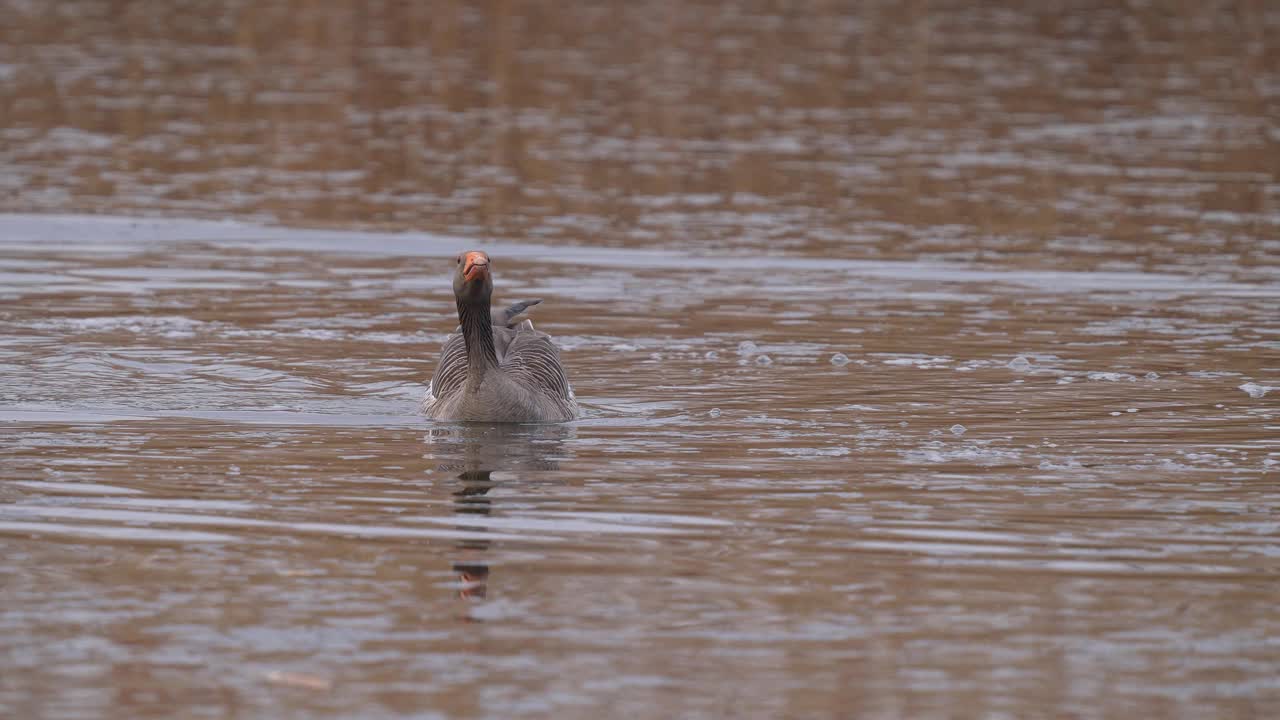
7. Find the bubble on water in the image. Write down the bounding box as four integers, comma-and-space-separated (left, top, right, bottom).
904, 443, 1023, 466
1007, 356, 1032, 372
1145, 371, 1160, 381
708, 408, 722, 418
1057, 376, 1075, 384
1039, 458, 1083, 470
755, 354, 773, 366
1126, 408, 1138, 413
774, 446, 850, 458
1110, 411, 1121, 416
1088, 371, 1137, 382
930, 429, 943, 437
1239, 382, 1273, 399
737, 340, 759, 356
950, 424, 967, 436
704, 350, 719, 361
649, 352, 663, 361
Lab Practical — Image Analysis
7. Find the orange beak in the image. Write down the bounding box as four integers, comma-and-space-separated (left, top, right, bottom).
462, 252, 489, 282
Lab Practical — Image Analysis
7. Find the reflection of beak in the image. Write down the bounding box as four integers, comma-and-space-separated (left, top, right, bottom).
463, 254, 489, 282
457, 569, 488, 599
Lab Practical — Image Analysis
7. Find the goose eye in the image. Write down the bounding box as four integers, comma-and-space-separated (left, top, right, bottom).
455, 255, 462, 265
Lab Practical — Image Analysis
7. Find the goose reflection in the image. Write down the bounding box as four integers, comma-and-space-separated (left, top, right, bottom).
423, 423, 573, 606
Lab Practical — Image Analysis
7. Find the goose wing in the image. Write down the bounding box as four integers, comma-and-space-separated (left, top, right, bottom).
500, 323, 574, 402
493, 298, 542, 328
426, 333, 468, 405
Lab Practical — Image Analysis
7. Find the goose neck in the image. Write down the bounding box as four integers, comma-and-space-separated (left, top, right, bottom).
458, 297, 498, 380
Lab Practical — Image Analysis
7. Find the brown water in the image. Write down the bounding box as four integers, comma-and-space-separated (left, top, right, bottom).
2, 2, 1280, 718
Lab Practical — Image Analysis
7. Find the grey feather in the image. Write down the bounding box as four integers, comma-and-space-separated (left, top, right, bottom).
493, 298, 542, 327
501, 324, 574, 405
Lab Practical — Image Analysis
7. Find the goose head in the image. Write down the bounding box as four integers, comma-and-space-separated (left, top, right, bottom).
453, 250, 493, 303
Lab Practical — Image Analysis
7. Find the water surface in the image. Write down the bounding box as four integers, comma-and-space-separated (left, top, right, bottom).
2, 215, 1277, 718
2, 1, 1280, 718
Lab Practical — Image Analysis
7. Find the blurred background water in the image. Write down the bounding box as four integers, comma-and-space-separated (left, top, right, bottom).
1, 2, 1278, 718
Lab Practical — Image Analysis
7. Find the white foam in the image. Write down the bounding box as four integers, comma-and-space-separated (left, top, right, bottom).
1240, 382, 1275, 399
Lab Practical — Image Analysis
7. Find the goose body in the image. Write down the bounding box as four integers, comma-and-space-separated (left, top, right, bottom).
423, 251, 578, 423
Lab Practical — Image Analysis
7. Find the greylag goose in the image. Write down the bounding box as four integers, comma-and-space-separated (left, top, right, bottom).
423, 251, 578, 422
